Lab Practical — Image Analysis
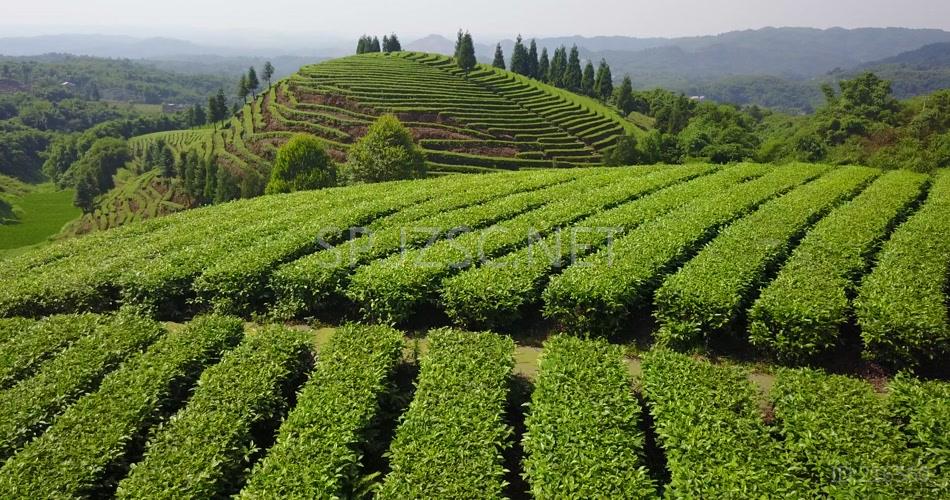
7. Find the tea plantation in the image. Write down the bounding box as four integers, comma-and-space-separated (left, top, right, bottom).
0, 164, 947, 496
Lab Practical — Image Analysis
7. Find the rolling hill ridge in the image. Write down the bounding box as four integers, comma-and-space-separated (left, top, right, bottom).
144, 51, 637, 184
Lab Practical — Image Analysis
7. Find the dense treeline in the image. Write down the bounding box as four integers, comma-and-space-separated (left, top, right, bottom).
355, 34, 401, 54
609, 72, 950, 172
0, 56, 243, 184
0, 94, 141, 181
0, 54, 232, 104
487, 35, 617, 102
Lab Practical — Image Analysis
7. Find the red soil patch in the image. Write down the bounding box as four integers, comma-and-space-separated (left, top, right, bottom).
411, 127, 476, 141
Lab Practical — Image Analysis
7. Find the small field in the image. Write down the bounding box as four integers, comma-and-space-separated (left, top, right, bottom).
0, 184, 80, 259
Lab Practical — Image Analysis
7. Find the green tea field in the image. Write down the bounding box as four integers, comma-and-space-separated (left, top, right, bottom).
0, 164, 947, 497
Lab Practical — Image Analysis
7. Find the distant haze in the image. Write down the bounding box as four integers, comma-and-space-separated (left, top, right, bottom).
4, 0, 950, 41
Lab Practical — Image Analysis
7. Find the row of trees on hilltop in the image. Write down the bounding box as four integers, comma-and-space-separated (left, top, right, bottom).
478, 34, 622, 104
237, 63, 275, 103
356, 34, 402, 54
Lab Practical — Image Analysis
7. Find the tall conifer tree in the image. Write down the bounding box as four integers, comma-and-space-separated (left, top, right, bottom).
246, 67, 260, 97
565, 45, 583, 92
582, 61, 596, 96
454, 30, 464, 59
595, 59, 614, 101
492, 44, 506, 69
510, 35, 529, 75
457, 32, 477, 71
237, 74, 249, 103
528, 39, 539, 79
538, 48, 550, 83
549, 46, 567, 87
617, 75, 634, 114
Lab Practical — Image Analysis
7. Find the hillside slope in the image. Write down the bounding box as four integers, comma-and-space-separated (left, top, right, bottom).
142, 51, 637, 182
1, 164, 946, 368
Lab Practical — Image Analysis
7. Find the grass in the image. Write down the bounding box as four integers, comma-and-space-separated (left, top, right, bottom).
0, 183, 80, 258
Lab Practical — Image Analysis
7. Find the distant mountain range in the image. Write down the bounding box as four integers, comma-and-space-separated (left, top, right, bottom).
408, 27, 950, 82
2, 28, 948, 110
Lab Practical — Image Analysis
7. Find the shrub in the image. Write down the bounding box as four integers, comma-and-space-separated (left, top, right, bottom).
603, 134, 641, 166
654, 165, 877, 346
116, 325, 311, 498
855, 169, 950, 366
523, 336, 655, 498
239, 324, 404, 498
264, 134, 337, 194
0, 311, 165, 462
342, 114, 425, 184
543, 164, 826, 334
0, 315, 244, 497
0, 313, 100, 389
771, 368, 933, 496
888, 373, 950, 482
641, 350, 805, 497
379, 328, 514, 498
748, 170, 927, 360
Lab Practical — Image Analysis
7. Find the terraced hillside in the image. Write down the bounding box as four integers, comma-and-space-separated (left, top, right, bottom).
1, 164, 947, 368
60, 169, 196, 236
132, 52, 638, 180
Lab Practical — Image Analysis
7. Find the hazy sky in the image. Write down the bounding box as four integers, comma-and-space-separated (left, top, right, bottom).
5, 0, 950, 40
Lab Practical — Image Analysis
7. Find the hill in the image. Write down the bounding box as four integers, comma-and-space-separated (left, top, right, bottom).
836, 42, 950, 99
137, 51, 636, 182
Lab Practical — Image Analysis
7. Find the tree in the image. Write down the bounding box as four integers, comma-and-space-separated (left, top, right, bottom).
74, 173, 97, 212
202, 155, 217, 201
457, 32, 477, 72
208, 88, 228, 125
454, 30, 464, 60
549, 46, 567, 87
383, 33, 402, 52
265, 134, 337, 194
87, 82, 101, 101
215, 89, 228, 119
538, 48, 550, 83
370, 36, 381, 53
564, 45, 583, 92
510, 35, 530, 76
159, 144, 175, 177
191, 103, 206, 126
343, 114, 426, 183
71, 137, 130, 211
262, 61, 275, 88
528, 39, 539, 79
214, 166, 241, 203
246, 67, 260, 98
594, 59, 614, 102
616, 75, 635, 115
604, 134, 641, 166
492, 44, 506, 69
237, 74, 249, 103
581, 61, 596, 97
356, 36, 366, 54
